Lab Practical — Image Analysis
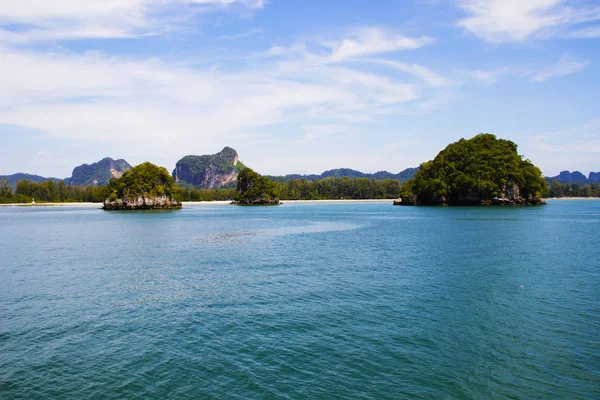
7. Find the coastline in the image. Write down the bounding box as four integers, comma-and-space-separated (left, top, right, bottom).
0, 202, 101, 207
544, 197, 600, 201
2, 198, 598, 207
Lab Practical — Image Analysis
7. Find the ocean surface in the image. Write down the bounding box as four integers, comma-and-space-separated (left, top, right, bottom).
1, 201, 599, 399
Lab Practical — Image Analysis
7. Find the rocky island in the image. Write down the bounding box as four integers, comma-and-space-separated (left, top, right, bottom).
103, 162, 182, 210
232, 167, 281, 205
396, 134, 547, 206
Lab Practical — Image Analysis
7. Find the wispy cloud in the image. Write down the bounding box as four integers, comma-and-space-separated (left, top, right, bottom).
370, 59, 453, 88
456, 0, 600, 43
521, 120, 600, 175
471, 55, 587, 85
0, 27, 448, 171
0, 0, 265, 42
531, 54, 588, 82
324, 27, 433, 62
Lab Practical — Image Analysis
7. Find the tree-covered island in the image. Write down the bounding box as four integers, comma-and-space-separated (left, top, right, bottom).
103, 162, 182, 210
232, 167, 281, 205
397, 134, 547, 206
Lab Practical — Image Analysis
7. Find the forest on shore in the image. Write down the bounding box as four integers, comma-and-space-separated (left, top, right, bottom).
2, 176, 599, 204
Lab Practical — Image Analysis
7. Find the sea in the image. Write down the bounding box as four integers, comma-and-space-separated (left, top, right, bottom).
1, 200, 599, 399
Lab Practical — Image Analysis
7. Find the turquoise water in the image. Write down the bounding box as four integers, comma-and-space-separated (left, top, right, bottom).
1, 201, 599, 399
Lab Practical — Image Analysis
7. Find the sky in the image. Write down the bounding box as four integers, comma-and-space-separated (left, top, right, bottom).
0, 0, 599, 178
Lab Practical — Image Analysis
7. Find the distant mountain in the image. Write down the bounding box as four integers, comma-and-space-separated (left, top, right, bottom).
69, 157, 132, 186
545, 171, 600, 185
265, 167, 419, 183
0, 173, 61, 189
173, 147, 246, 189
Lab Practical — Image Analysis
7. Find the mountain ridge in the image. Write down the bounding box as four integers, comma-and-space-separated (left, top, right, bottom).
265, 167, 419, 183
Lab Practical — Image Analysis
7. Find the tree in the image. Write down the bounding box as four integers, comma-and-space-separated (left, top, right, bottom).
104, 162, 179, 201
234, 168, 280, 205
411, 134, 546, 205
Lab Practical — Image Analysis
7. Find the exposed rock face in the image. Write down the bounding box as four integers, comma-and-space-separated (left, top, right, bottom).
102, 195, 182, 210
587, 172, 600, 183
232, 198, 281, 206
172, 147, 243, 189
70, 158, 132, 186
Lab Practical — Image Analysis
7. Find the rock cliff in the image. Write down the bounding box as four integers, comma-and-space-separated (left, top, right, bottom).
103, 195, 181, 210
172, 147, 244, 189
70, 157, 132, 186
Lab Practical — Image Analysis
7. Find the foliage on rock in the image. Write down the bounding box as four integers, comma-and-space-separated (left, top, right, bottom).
233, 168, 280, 205
407, 134, 547, 205
105, 162, 179, 201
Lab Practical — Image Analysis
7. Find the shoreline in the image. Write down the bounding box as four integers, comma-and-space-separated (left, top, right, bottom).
0, 202, 100, 207
543, 197, 600, 201
2, 197, 598, 207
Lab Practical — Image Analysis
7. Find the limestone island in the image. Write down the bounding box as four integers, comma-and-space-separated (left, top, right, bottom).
102, 162, 182, 210
231, 167, 281, 205
395, 134, 547, 206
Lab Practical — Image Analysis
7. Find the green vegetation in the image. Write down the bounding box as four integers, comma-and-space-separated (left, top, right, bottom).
105, 162, 178, 201
174, 177, 403, 201
406, 134, 547, 205
275, 177, 401, 200
546, 181, 600, 198
233, 168, 280, 205
0, 179, 104, 204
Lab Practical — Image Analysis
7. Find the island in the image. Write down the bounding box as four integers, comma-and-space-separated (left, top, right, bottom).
102, 162, 182, 210
396, 134, 547, 206
232, 167, 281, 205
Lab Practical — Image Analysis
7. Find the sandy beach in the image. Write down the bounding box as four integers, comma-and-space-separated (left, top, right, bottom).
0, 202, 101, 207
544, 197, 600, 201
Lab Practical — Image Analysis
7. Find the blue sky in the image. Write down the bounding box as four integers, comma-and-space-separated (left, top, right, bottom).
0, 0, 599, 178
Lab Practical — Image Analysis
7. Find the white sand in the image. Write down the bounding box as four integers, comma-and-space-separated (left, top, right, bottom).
0, 202, 100, 207
544, 197, 600, 201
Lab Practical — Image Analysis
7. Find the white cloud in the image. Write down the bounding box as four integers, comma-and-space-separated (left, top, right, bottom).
0, 38, 441, 173
325, 27, 433, 62
531, 54, 588, 82
470, 56, 586, 85
457, 0, 600, 43
0, 0, 265, 42
569, 25, 600, 38
370, 59, 453, 88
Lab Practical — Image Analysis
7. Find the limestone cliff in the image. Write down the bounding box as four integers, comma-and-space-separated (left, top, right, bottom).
172, 147, 245, 189
70, 157, 132, 186
103, 194, 181, 210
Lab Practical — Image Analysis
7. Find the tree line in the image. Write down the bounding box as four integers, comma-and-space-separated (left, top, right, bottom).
546, 181, 600, 198
2, 176, 599, 204
0, 179, 105, 204
1, 176, 404, 203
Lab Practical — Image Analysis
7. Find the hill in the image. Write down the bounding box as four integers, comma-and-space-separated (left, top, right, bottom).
265, 167, 418, 183
0, 173, 61, 189
545, 171, 600, 184
173, 147, 245, 189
